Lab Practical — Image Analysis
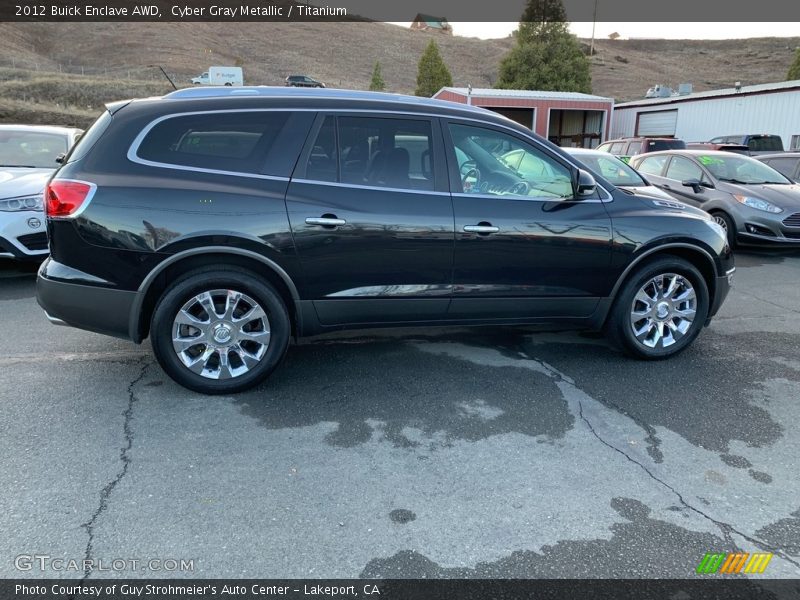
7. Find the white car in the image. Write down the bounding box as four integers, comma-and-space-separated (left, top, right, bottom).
0, 125, 82, 260
564, 147, 678, 202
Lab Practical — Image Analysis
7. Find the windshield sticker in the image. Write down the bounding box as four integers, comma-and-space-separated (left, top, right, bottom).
698, 156, 724, 166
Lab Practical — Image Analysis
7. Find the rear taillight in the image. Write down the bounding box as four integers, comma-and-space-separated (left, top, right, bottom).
44, 180, 95, 218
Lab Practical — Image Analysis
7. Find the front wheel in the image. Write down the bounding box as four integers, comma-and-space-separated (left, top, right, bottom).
606, 257, 709, 359
710, 211, 736, 249
151, 268, 290, 394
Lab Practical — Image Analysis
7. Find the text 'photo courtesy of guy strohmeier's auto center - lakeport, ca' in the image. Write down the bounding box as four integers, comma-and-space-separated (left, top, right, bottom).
3, 0, 800, 598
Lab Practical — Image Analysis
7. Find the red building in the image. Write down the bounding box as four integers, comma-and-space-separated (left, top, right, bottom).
433, 87, 614, 148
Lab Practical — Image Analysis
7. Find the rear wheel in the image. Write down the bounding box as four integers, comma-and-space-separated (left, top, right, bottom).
606, 257, 709, 359
151, 268, 290, 394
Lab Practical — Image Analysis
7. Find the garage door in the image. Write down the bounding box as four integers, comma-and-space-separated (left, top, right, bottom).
636, 110, 678, 136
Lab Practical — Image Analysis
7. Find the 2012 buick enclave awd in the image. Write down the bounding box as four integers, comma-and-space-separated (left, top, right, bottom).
37, 87, 734, 394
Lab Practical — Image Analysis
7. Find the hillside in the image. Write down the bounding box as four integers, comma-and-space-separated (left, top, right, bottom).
0, 22, 798, 127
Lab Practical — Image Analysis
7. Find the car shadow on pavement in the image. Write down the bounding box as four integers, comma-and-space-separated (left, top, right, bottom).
234, 331, 576, 449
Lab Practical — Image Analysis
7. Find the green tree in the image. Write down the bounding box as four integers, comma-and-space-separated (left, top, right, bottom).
369, 61, 385, 91
496, 0, 591, 93
788, 48, 800, 81
415, 40, 453, 97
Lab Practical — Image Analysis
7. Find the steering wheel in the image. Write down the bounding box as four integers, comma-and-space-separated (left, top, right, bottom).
507, 181, 529, 196
461, 167, 481, 193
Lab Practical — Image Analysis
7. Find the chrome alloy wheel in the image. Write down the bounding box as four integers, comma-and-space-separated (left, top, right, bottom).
629, 273, 697, 349
171, 289, 271, 380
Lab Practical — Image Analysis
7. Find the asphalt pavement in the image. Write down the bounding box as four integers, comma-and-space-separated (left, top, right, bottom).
1, 251, 799, 579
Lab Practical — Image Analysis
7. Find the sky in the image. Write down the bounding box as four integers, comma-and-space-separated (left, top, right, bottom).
404, 22, 800, 40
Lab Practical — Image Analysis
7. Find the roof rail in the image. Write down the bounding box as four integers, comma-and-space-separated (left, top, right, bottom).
163, 85, 487, 111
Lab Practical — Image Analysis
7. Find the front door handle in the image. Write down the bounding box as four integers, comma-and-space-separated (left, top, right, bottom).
463, 223, 499, 234
306, 216, 346, 227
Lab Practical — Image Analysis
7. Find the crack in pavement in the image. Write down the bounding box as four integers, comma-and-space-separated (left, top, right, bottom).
526, 352, 800, 571
79, 359, 150, 582
735, 289, 800, 316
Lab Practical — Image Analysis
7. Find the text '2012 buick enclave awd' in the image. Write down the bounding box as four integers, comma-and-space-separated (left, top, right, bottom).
37, 87, 734, 394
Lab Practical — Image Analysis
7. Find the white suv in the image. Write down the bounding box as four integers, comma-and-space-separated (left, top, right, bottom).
0, 125, 82, 260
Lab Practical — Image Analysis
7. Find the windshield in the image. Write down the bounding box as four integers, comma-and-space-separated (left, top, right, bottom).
572, 153, 647, 187
0, 130, 68, 168
697, 154, 791, 185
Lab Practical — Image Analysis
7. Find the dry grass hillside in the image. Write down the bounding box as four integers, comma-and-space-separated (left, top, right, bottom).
0, 22, 798, 127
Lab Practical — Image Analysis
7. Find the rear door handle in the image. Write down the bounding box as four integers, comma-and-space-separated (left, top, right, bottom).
463, 224, 499, 234
306, 216, 346, 227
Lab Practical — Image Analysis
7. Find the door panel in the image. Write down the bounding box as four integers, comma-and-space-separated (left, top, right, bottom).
286, 114, 454, 325
444, 121, 614, 319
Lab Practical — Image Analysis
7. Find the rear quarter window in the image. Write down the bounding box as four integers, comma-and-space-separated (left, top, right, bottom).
65, 110, 112, 164
134, 111, 313, 177
636, 155, 668, 176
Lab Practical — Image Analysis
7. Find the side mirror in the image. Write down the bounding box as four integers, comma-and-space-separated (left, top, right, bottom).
55, 153, 66, 164
575, 169, 597, 198
681, 178, 705, 193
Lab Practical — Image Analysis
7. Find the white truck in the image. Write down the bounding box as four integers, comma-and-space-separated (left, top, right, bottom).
190, 66, 243, 86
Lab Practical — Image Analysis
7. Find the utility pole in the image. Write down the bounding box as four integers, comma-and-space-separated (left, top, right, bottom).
589, 0, 598, 56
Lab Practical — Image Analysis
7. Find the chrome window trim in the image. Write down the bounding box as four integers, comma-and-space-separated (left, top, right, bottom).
291, 178, 450, 196
452, 191, 609, 204
127, 108, 614, 197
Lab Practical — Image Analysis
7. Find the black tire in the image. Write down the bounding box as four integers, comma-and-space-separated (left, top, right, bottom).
605, 256, 709, 360
710, 211, 736, 249
151, 267, 290, 394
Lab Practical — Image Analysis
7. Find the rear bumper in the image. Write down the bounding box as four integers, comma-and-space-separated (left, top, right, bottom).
36, 259, 135, 340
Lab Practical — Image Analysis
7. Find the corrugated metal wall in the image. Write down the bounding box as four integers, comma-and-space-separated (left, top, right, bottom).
612, 90, 800, 147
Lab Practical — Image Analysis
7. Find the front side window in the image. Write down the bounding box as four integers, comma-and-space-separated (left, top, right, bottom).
448, 123, 572, 199
665, 156, 703, 182
577, 154, 646, 187
303, 116, 435, 191
136, 111, 292, 175
636, 155, 668, 176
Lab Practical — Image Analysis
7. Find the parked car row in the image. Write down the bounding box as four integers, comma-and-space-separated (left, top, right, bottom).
0, 125, 82, 260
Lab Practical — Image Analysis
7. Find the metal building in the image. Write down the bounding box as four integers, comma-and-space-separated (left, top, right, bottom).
433, 87, 614, 148
612, 80, 800, 150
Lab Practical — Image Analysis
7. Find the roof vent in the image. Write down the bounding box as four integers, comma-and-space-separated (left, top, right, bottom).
735, 81, 742, 92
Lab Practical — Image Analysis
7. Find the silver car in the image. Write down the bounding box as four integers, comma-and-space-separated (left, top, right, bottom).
630, 150, 800, 248
564, 148, 677, 201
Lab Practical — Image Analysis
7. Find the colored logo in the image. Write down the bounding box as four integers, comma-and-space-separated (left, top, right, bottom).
696, 552, 773, 574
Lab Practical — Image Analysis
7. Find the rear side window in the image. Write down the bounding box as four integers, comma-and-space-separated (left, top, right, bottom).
303, 116, 435, 191
609, 142, 625, 154
636, 155, 668, 176
763, 157, 799, 179
135, 111, 312, 176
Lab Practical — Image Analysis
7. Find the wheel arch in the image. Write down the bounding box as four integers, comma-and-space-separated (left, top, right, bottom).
129, 246, 301, 343
603, 242, 718, 328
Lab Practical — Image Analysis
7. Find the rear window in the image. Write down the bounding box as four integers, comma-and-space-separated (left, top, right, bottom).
748, 136, 783, 152
135, 111, 312, 176
647, 139, 686, 152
